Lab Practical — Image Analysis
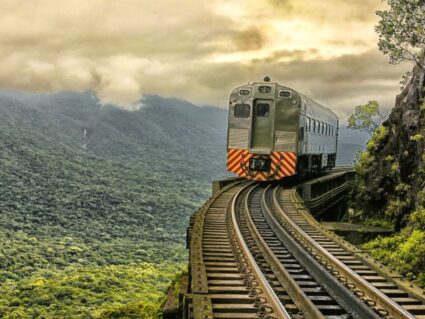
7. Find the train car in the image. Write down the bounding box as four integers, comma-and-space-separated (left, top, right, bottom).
226, 76, 338, 181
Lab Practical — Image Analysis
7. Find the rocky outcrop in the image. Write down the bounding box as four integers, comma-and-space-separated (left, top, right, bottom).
350, 58, 425, 230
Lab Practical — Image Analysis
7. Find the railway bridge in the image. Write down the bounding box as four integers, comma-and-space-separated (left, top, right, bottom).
164, 168, 425, 319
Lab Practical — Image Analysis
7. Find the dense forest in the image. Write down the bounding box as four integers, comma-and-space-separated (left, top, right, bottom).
0, 92, 229, 318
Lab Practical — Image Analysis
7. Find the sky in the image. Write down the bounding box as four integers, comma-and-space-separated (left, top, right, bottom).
0, 0, 411, 119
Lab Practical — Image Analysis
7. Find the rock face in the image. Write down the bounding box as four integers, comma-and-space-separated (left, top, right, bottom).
351, 58, 425, 230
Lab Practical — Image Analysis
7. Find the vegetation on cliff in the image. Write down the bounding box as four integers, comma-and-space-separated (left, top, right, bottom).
350, 60, 425, 285
349, 0, 425, 286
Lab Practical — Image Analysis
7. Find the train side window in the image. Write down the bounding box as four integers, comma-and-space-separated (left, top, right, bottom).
325, 124, 328, 135
313, 120, 316, 133
307, 118, 310, 132
256, 103, 270, 117
234, 103, 250, 118
318, 121, 321, 134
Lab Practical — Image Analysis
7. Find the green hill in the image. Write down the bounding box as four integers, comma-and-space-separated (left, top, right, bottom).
0, 91, 228, 318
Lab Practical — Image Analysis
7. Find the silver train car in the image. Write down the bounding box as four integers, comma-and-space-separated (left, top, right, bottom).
226, 77, 338, 181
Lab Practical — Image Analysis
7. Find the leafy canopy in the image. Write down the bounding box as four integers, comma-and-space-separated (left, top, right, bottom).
375, 0, 425, 67
347, 101, 386, 136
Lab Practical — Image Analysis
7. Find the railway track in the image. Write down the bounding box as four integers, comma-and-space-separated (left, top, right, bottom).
188, 181, 425, 319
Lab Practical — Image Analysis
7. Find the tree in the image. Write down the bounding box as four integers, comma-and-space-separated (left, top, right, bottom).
375, 0, 425, 68
347, 101, 386, 136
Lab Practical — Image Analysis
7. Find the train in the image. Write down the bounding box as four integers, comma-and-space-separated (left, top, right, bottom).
226, 76, 338, 181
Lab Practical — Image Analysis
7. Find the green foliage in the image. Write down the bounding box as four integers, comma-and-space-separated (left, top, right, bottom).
0, 263, 181, 318
410, 209, 425, 230
410, 133, 424, 141
0, 92, 230, 316
347, 101, 386, 136
375, 0, 425, 67
350, 125, 405, 227
363, 221, 425, 286
97, 302, 157, 319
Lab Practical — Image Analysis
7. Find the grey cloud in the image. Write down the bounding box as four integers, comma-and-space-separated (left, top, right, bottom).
267, 0, 383, 22
188, 50, 409, 120
251, 49, 320, 64
233, 28, 266, 51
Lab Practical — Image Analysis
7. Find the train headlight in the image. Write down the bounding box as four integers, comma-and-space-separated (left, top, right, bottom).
249, 158, 271, 172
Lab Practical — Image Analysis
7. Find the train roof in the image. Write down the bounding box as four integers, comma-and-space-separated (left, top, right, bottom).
234, 80, 338, 119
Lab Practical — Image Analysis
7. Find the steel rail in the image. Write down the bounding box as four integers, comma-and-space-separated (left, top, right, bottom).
260, 184, 381, 319
231, 184, 292, 319
273, 185, 417, 319
244, 184, 326, 319
291, 188, 425, 305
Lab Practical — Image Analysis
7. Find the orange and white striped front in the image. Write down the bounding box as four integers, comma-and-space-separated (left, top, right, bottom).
227, 148, 297, 181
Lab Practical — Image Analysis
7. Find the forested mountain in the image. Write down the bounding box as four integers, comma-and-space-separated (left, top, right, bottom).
0, 91, 229, 317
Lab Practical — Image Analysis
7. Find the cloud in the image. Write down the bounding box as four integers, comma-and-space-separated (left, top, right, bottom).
233, 28, 266, 51
0, 0, 409, 118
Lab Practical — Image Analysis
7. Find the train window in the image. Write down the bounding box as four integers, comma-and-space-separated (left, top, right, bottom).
325, 124, 328, 135
279, 90, 292, 98
256, 103, 270, 117
317, 121, 321, 134
307, 118, 311, 131
313, 120, 316, 133
258, 86, 272, 93
239, 89, 251, 96
234, 104, 250, 118
321, 123, 324, 135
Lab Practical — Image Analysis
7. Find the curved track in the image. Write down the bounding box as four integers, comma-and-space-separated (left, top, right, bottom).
188, 181, 425, 319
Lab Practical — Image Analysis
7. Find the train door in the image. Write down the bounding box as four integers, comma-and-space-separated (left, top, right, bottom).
251, 100, 273, 151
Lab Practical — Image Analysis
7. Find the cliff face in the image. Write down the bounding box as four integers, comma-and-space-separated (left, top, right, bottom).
350, 59, 425, 230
